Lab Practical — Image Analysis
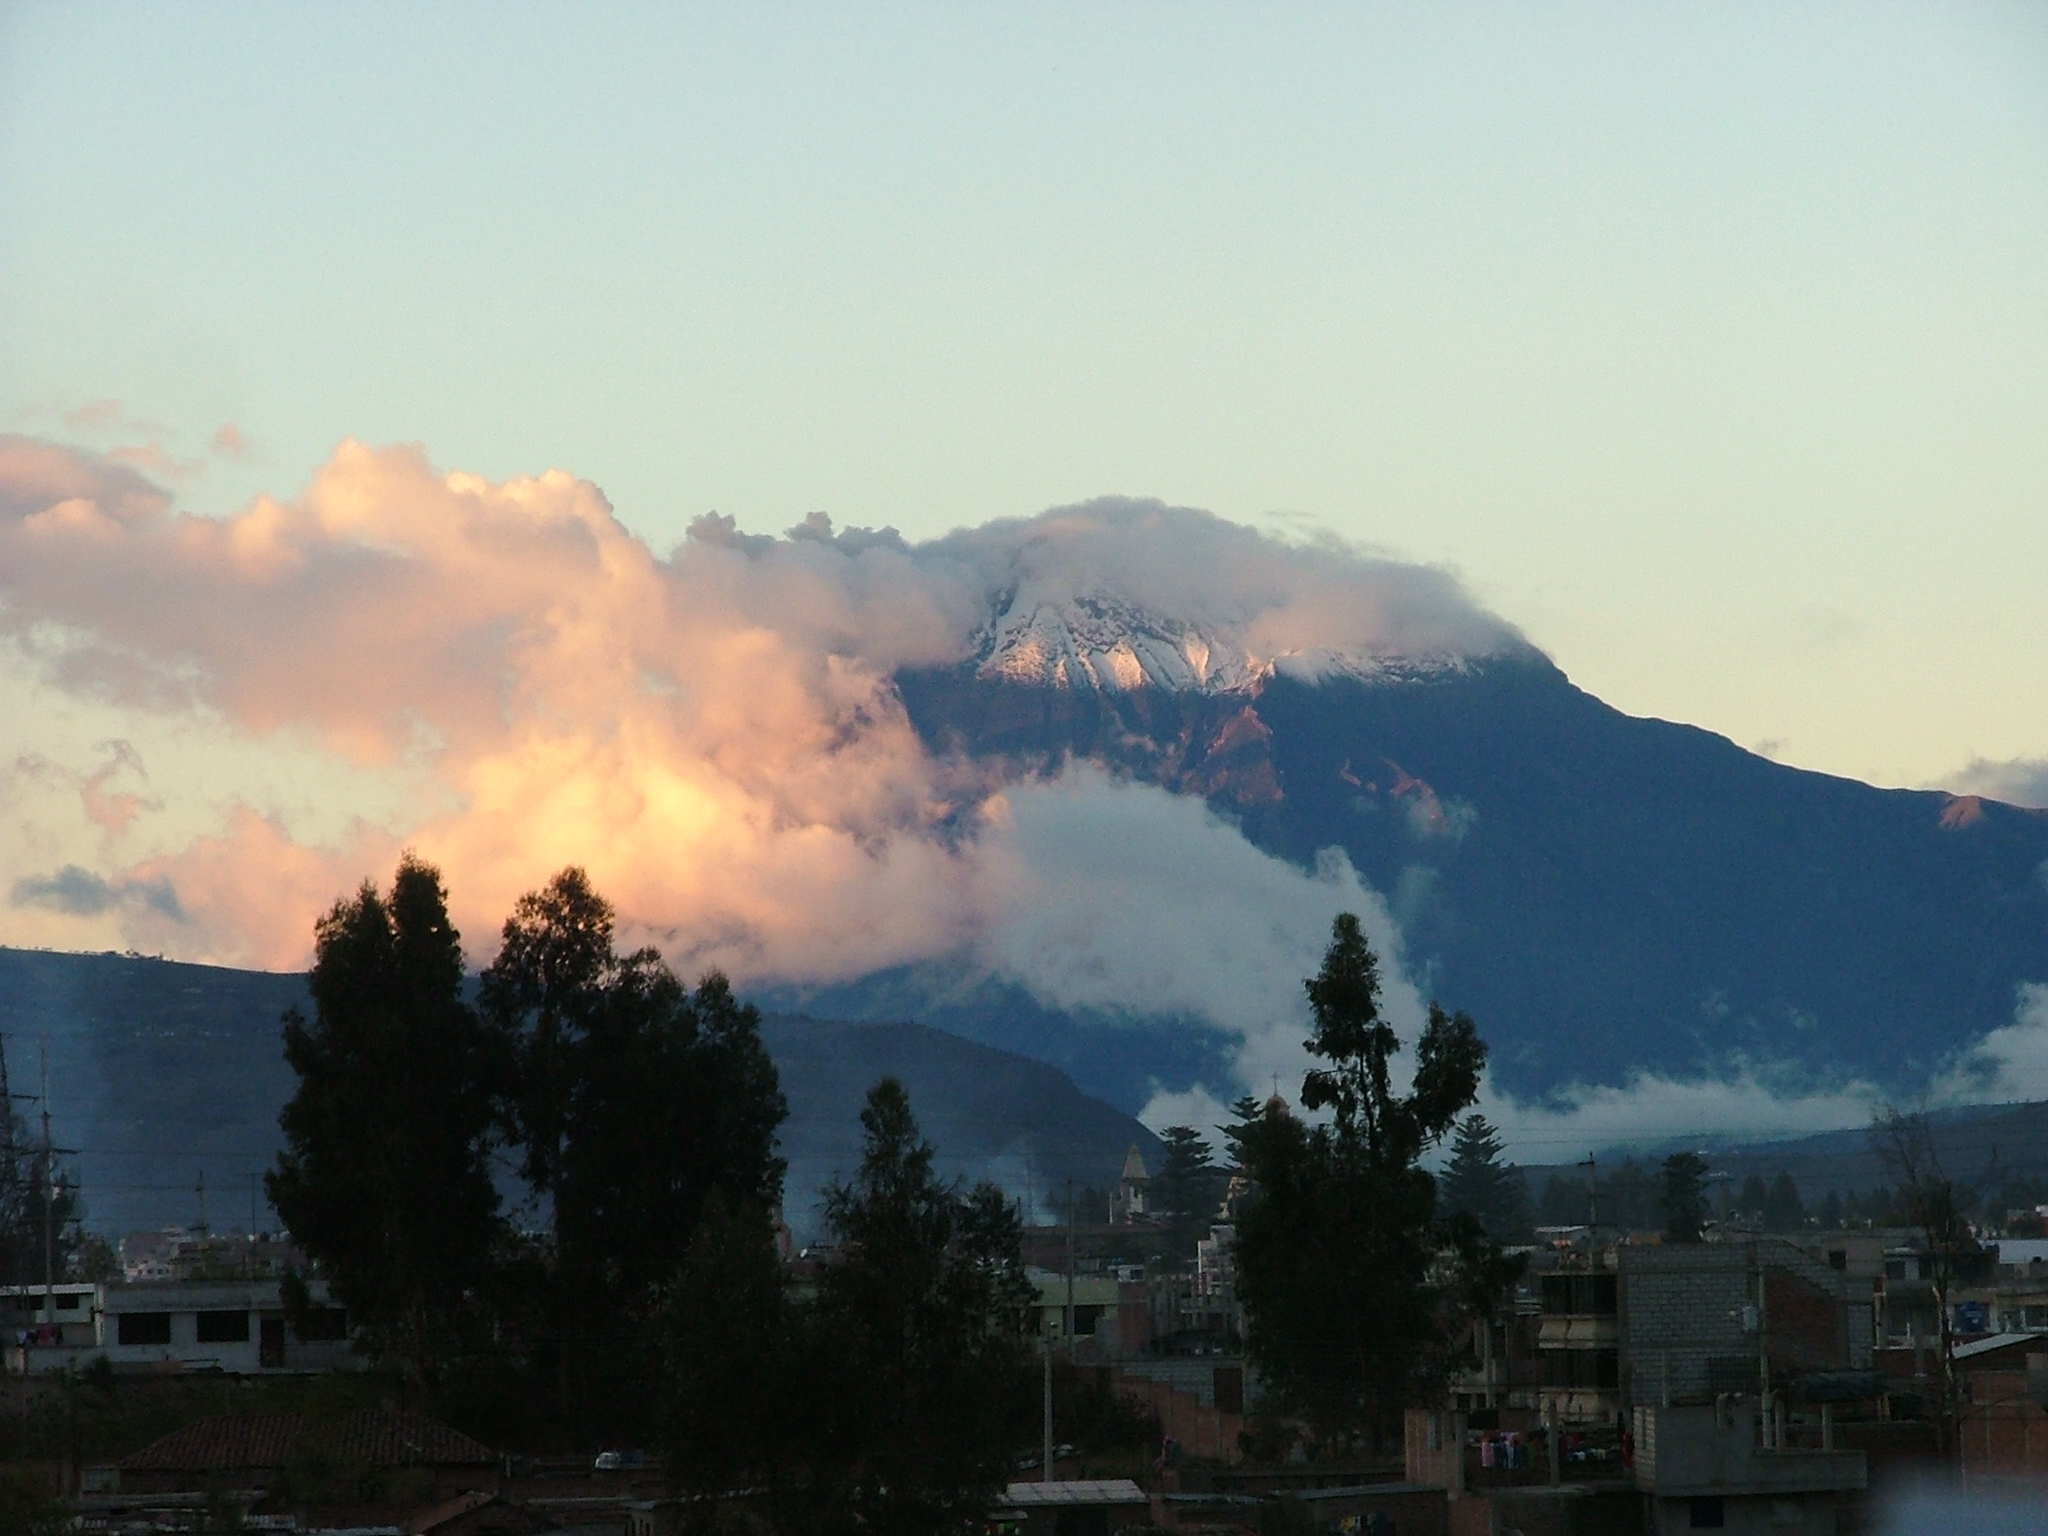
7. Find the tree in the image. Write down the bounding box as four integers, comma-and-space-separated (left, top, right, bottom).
660, 1194, 808, 1532
1662, 1153, 1709, 1244
810, 1078, 1037, 1534
1872, 1106, 1981, 1458
1439, 1115, 1528, 1241
1156, 1125, 1222, 1262
480, 868, 787, 1423
0, 1467, 68, 1536
1232, 913, 1486, 1449
661, 1080, 1035, 1534
1816, 1189, 1844, 1229
267, 855, 504, 1382
1764, 1171, 1805, 1232
1737, 1174, 1771, 1223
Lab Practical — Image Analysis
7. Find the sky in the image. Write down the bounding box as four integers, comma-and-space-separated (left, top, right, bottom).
2, 1, 2043, 795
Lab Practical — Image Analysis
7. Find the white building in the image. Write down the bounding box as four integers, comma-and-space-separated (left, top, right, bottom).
3, 1276, 358, 1375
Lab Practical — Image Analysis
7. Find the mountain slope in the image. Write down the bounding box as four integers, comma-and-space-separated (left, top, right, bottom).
0, 946, 1155, 1238
893, 650, 2048, 1102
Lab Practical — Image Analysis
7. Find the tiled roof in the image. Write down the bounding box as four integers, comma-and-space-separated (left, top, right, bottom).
119, 1409, 498, 1472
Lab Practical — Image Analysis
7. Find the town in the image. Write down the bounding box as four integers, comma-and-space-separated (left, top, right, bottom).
2, 863, 2046, 1534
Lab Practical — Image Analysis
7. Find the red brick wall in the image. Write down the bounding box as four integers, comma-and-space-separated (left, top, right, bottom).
1108, 1368, 1243, 1464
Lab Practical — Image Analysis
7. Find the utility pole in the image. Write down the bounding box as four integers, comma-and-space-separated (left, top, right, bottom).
0, 1031, 20, 1292
40, 1041, 54, 1331
1042, 1336, 1054, 1483
196, 1170, 208, 1237
1064, 1177, 1076, 1358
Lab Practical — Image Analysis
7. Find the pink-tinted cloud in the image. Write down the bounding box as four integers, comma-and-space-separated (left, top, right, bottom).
0, 434, 1515, 990
211, 423, 252, 459
107, 441, 204, 481
63, 399, 126, 432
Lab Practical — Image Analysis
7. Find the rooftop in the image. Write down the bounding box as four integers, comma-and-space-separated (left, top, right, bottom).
1001, 1478, 1148, 1507
119, 1409, 497, 1473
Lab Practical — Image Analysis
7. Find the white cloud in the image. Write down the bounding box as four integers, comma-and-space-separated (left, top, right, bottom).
1939, 757, 2048, 811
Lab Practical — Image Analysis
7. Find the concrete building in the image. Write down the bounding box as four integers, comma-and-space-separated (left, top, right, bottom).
3, 1275, 356, 1375
1631, 1402, 1865, 1535
1617, 1238, 1874, 1413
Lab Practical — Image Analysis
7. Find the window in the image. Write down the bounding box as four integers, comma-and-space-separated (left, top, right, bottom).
1539, 1273, 1618, 1316
55, 1293, 81, 1311
293, 1307, 348, 1342
197, 1310, 249, 1343
117, 1312, 172, 1346
1689, 1497, 1725, 1529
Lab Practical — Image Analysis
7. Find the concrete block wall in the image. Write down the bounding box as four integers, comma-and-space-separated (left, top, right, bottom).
1622, 1240, 1868, 1406
1622, 1246, 1756, 1405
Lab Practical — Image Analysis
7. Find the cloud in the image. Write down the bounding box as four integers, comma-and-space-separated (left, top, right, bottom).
1941, 756, 2048, 811
0, 436, 1517, 980
107, 442, 203, 481
63, 400, 125, 432
2, 432, 2039, 1157
1930, 983, 2048, 1105
211, 424, 252, 459
10, 863, 183, 921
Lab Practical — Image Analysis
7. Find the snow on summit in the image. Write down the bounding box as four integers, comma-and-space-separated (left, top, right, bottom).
932, 498, 1530, 695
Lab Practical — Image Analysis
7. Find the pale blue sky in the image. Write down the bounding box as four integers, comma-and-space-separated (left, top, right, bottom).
3, 1, 2044, 789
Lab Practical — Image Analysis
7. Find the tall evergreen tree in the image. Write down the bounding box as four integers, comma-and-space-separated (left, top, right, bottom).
1438, 1115, 1528, 1241
1156, 1125, 1221, 1262
1764, 1171, 1805, 1232
812, 1078, 1036, 1534
1232, 913, 1487, 1448
1661, 1153, 1710, 1244
1737, 1173, 1771, 1222
267, 855, 504, 1382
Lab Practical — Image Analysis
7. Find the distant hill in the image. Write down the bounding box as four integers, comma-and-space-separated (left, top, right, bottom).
0, 946, 1156, 1239
1522, 1099, 2048, 1208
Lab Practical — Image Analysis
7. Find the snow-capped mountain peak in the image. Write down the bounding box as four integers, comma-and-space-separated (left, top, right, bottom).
970, 584, 1459, 695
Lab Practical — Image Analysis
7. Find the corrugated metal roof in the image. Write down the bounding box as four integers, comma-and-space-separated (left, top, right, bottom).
1001, 1478, 1147, 1507
119, 1409, 498, 1471
1955, 1332, 2044, 1361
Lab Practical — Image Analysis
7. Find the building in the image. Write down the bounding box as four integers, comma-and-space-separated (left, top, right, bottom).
1617, 1238, 1874, 1415
994, 1477, 1150, 1535
1108, 1146, 1150, 1227
1631, 1401, 1865, 1535
1031, 1266, 1155, 1359
1954, 1338, 2048, 1482
3, 1275, 357, 1375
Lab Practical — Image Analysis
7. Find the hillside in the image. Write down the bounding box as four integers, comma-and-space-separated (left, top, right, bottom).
0, 946, 1156, 1239
886, 651, 2048, 1106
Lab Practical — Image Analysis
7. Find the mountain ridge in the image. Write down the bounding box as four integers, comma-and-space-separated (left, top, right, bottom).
883, 651, 2048, 1106
0, 945, 1158, 1240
